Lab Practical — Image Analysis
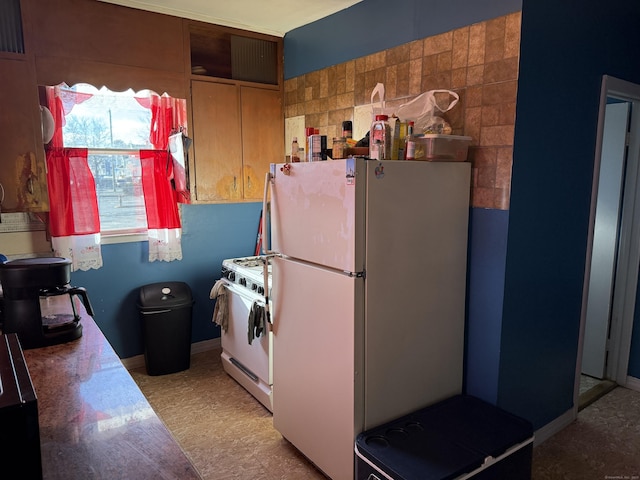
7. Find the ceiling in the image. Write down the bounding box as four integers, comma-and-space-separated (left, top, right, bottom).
98, 0, 362, 37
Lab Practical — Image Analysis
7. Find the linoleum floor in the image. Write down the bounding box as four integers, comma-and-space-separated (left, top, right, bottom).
130, 349, 640, 480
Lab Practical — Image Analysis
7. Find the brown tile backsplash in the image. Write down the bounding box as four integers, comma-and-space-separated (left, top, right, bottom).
284, 12, 521, 210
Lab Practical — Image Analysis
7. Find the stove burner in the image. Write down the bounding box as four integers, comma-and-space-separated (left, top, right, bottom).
221, 256, 272, 296
232, 257, 265, 268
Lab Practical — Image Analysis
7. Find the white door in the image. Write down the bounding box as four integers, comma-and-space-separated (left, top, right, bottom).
582, 102, 630, 378
270, 159, 365, 272
271, 256, 364, 480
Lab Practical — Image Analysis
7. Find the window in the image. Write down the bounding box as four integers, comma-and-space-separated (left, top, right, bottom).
61, 84, 153, 235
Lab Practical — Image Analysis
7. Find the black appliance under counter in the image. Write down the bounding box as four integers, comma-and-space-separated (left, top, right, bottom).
0, 333, 42, 478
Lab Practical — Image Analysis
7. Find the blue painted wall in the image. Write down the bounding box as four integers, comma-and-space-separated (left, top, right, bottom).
284, 0, 640, 430
284, 0, 521, 79
71, 202, 262, 358
499, 0, 640, 427
465, 208, 509, 405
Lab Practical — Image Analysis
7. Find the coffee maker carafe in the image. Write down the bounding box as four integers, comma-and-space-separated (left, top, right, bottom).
0, 257, 94, 349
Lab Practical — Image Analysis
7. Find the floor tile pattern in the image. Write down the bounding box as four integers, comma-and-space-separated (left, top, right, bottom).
131, 349, 640, 480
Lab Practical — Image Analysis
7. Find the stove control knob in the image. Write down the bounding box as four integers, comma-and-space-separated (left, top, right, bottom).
239, 278, 247, 286
257, 286, 264, 295
228, 272, 235, 281
251, 284, 257, 291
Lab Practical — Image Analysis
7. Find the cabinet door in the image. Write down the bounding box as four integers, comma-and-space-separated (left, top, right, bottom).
240, 86, 283, 200
0, 57, 48, 212
191, 81, 243, 202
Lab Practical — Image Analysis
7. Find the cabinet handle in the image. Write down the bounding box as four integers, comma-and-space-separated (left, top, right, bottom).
233, 176, 237, 191
27, 176, 34, 195
247, 175, 251, 189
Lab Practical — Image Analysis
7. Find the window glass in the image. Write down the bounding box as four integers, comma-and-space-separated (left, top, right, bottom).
61, 84, 152, 233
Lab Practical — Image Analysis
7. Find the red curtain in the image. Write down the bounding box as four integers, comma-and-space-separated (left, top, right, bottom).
139, 150, 181, 230
45, 85, 93, 149
135, 93, 191, 204
135, 94, 187, 150
46, 148, 100, 237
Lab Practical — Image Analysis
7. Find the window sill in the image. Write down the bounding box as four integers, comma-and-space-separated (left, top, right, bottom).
101, 232, 148, 245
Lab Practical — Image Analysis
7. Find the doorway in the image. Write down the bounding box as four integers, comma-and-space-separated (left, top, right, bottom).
577, 76, 640, 412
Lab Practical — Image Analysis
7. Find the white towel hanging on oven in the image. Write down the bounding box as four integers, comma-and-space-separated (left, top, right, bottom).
209, 280, 229, 332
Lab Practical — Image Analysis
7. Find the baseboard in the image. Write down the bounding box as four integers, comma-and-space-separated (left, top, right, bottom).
121, 338, 221, 371
532, 407, 575, 446
625, 375, 640, 392
191, 338, 221, 355
535, 377, 640, 446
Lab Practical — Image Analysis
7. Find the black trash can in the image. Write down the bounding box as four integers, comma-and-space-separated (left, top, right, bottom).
137, 281, 194, 376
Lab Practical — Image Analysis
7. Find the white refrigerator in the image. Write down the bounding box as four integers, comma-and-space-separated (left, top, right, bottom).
263, 158, 470, 480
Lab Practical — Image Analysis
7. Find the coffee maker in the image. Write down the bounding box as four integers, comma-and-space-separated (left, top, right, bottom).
0, 257, 94, 349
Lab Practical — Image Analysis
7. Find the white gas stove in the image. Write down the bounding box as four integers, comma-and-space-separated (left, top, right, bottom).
219, 255, 273, 411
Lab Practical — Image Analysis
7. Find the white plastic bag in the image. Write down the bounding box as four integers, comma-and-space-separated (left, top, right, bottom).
370, 83, 395, 122
396, 90, 459, 133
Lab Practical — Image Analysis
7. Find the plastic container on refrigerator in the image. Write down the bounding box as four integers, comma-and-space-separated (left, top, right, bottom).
413, 134, 472, 161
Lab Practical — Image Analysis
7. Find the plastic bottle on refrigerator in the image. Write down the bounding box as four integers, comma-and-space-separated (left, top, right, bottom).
370, 115, 391, 160
291, 137, 300, 163
404, 121, 416, 160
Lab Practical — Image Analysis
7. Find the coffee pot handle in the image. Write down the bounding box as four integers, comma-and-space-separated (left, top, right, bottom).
69, 286, 95, 317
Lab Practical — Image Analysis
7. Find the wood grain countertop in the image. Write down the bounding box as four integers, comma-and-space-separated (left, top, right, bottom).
22, 313, 202, 480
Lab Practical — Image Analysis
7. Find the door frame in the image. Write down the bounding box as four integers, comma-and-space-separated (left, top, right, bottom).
575, 75, 640, 413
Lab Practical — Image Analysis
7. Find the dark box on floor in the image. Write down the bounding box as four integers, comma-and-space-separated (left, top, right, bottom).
355, 394, 534, 480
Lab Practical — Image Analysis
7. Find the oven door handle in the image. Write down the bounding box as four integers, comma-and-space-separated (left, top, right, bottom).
223, 280, 272, 330
222, 279, 266, 305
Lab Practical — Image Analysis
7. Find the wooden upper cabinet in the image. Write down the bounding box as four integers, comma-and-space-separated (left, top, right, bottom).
191, 81, 243, 202
191, 81, 283, 202
188, 21, 279, 85
187, 20, 284, 203
241, 86, 283, 200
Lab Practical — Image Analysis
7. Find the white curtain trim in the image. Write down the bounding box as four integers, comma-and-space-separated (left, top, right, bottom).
51, 233, 103, 272
147, 228, 182, 262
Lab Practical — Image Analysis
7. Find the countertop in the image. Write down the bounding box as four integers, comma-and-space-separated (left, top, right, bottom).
22, 313, 202, 480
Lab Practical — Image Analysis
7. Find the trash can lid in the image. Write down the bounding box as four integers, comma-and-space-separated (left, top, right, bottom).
138, 281, 194, 310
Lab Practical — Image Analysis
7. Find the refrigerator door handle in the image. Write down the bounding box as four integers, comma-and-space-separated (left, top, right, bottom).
262, 171, 274, 256
262, 170, 274, 326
